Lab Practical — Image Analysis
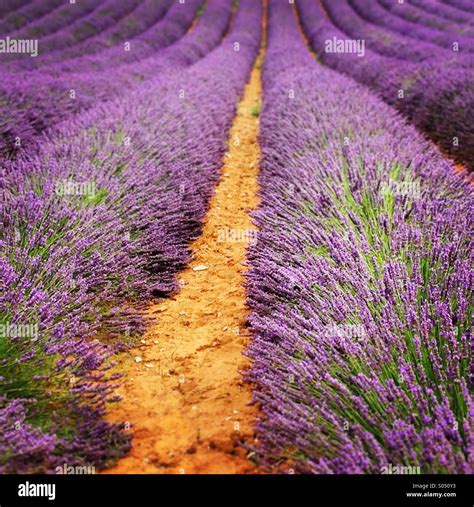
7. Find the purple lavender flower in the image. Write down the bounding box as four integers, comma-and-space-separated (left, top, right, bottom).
246, 0, 473, 474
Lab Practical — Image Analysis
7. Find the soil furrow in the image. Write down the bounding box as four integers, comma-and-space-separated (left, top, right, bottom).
103, 17, 265, 475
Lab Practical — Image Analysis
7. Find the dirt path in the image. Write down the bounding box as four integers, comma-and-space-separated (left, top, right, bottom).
103, 19, 265, 476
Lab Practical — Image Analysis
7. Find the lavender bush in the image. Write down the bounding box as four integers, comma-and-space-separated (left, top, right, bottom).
443, 0, 474, 13
3, 0, 192, 70
5, 0, 100, 41
352, 0, 474, 49
0, 0, 213, 157
0, 0, 64, 34
409, 0, 474, 24
375, 0, 474, 38
246, 0, 473, 474
6, 0, 174, 70
297, 0, 474, 170
0, 0, 31, 20
325, 0, 474, 59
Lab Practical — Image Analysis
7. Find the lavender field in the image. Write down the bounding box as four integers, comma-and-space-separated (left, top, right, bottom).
0, 0, 473, 480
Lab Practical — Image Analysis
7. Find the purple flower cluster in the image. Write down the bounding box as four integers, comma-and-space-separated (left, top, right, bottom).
0, 0, 205, 157
325, 0, 473, 60
246, 0, 473, 473
3, 0, 186, 70
375, 0, 474, 38
296, 0, 474, 170
0, 397, 58, 474
350, 0, 474, 52
410, 0, 474, 24
0, 0, 64, 34
6, 0, 174, 70
444, 0, 474, 13
4, 0, 144, 60
0, 0, 30, 19
5, 0, 100, 42
1, 0, 262, 472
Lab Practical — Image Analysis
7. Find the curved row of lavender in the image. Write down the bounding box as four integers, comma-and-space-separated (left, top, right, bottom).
362, 0, 474, 49
320, 1, 474, 69
0, 0, 64, 35
390, 0, 474, 34
3, 0, 102, 43
2, 0, 182, 70
410, 0, 474, 24
0, 0, 30, 20
0, 0, 209, 157
16, 0, 143, 56
444, 0, 474, 13
1, 0, 139, 55
325, 0, 474, 59
375, 0, 474, 38
365, 0, 474, 45
0, 0, 262, 473
246, 0, 473, 473
296, 0, 474, 170
2, 0, 174, 70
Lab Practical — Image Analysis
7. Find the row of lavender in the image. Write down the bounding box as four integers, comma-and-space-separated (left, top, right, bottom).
410, 0, 473, 28
410, 0, 474, 24
0, 0, 262, 472
0, 0, 208, 157
0, 0, 64, 35
374, 0, 474, 38
440, 0, 474, 14
379, 0, 474, 36
0, 0, 40, 20
323, 0, 474, 59
1, 0, 126, 60
1, 0, 183, 70
295, 0, 474, 170
246, 0, 473, 473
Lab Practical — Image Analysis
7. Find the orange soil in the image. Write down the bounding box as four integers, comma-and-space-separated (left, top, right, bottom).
454, 163, 469, 175
103, 23, 265, 475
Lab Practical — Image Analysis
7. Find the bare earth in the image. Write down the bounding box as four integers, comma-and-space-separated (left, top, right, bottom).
103, 36, 264, 475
